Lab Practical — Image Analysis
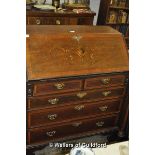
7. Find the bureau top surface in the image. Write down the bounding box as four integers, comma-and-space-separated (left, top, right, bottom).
26, 25, 129, 81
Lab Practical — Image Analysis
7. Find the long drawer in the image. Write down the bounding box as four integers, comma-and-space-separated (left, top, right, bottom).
28, 87, 125, 110
27, 17, 70, 25
27, 114, 118, 144
28, 98, 122, 128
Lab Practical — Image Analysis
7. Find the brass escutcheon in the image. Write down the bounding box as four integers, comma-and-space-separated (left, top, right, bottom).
48, 98, 59, 105
102, 91, 111, 97
54, 83, 65, 90
74, 105, 85, 111
72, 35, 82, 42
56, 19, 61, 25
96, 121, 105, 127
36, 19, 41, 25
76, 92, 87, 99
48, 114, 57, 120
101, 78, 111, 84
46, 131, 56, 137
99, 106, 108, 112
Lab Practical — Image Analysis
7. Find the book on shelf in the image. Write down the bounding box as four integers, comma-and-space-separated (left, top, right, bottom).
118, 0, 126, 7
107, 11, 118, 23
107, 10, 128, 24
125, 26, 129, 37
110, 0, 118, 6
126, 14, 129, 23
126, 0, 129, 7
110, 0, 129, 8
117, 10, 128, 23
110, 25, 128, 37
120, 25, 129, 36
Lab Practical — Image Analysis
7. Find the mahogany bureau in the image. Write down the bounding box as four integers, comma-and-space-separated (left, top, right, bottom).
26, 25, 129, 154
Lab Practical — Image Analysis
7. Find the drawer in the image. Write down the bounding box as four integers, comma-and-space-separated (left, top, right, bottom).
33, 79, 83, 96
27, 17, 69, 25
85, 75, 125, 90
28, 99, 122, 128
77, 17, 94, 25
28, 114, 118, 144
28, 87, 125, 109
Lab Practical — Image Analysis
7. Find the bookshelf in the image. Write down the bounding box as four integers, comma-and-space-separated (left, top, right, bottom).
97, 0, 129, 48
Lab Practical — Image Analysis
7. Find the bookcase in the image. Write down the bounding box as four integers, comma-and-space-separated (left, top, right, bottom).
97, 0, 129, 48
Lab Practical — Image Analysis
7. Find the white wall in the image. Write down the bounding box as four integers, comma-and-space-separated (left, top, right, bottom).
90, 0, 100, 25
45, 0, 101, 25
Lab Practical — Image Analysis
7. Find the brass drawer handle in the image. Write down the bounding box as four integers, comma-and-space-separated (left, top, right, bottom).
54, 83, 65, 90
99, 106, 108, 112
36, 19, 41, 25
76, 92, 87, 99
46, 131, 56, 137
96, 121, 104, 127
102, 91, 111, 97
74, 105, 85, 111
101, 78, 111, 84
48, 98, 59, 105
48, 114, 57, 120
72, 122, 82, 127
56, 19, 61, 25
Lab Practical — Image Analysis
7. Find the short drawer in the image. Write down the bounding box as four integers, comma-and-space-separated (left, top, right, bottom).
28, 87, 125, 109
28, 114, 118, 144
33, 79, 82, 96
27, 17, 69, 25
28, 99, 122, 128
84, 75, 125, 90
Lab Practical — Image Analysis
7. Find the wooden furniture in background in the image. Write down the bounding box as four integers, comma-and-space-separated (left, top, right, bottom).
97, 0, 129, 48
26, 25, 129, 154
26, 8, 96, 25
